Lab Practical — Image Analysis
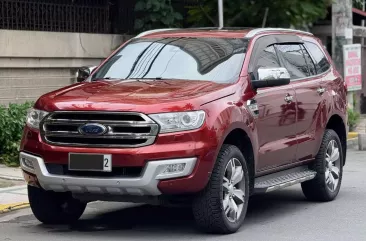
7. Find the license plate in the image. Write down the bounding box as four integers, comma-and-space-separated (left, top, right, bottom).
69, 153, 112, 172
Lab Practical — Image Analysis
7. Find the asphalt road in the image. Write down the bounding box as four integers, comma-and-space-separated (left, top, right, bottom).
1, 149, 365, 241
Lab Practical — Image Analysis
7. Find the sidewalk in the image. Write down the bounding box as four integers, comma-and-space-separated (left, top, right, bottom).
0, 164, 24, 181
0, 164, 28, 214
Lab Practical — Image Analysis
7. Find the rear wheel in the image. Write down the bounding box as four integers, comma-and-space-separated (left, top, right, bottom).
28, 185, 86, 224
192, 144, 249, 234
301, 129, 343, 201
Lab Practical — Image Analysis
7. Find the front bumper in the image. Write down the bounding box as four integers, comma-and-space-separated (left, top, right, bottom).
20, 152, 196, 196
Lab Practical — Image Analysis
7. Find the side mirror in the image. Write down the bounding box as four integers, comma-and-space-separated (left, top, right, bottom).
251, 67, 291, 89
76, 66, 96, 82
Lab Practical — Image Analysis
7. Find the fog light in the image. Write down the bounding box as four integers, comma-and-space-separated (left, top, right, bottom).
156, 163, 186, 179
21, 157, 34, 169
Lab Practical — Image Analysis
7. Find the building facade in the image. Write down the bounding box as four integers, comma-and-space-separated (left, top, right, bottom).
0, 0, 136, 105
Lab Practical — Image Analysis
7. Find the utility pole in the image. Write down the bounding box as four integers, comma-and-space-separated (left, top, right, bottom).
218, 0, 224, 29
332, 0, 354, 109
362, 1, 365, 46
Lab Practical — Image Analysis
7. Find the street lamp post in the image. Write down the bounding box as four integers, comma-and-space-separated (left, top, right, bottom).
218, 0, 224, 29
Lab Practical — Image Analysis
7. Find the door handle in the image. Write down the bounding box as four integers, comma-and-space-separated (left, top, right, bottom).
284, 94, 293, 103
317, 87, 325, 95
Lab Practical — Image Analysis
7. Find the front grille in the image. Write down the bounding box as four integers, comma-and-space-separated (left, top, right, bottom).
45, 163, 142, 178
41, 112, 159, 148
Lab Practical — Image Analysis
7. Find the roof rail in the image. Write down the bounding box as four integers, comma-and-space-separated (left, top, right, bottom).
135, 27, 253, 38
246, 28, 313, 38
135, 28, 180, 38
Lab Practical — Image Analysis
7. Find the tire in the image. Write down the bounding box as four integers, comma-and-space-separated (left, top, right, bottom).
301, 129, 343, 202
192, 144, 250, 234
28, 185, 86, 224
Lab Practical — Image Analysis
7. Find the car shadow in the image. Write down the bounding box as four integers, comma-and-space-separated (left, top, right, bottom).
38, 187, 317, 235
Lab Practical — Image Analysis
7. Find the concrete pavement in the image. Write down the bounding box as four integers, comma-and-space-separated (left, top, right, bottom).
0, 149, 365, 240
0, 164, 24, 181
0, 164, 28, 213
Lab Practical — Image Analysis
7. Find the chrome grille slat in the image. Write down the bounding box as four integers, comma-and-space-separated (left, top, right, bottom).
41, 111, 159, 148
46, 120, 154, 124
44, 132, 153, 137
44, 134, 156, 139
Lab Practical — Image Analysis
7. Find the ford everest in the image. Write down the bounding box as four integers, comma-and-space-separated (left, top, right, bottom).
20, 28, 347, 234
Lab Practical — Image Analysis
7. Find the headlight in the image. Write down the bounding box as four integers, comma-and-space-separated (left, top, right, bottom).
149, 111, 205, 133
26, 108, 49, 129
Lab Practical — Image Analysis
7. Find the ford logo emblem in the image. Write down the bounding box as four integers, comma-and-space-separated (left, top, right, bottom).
78, 123, 107, 135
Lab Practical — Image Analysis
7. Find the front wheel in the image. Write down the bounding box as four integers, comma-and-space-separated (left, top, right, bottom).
192, 144, 249, 234
28, 185, 86, 224
301, 129, 343, 202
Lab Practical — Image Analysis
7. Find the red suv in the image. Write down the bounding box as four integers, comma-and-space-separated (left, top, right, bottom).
20, 28, 347, 234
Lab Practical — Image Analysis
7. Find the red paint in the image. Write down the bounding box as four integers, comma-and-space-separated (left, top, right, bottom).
21, 30, 347, 194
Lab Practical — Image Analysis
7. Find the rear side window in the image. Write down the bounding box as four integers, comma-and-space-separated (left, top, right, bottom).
304, 42, 330, 74
276, 44, 309, 80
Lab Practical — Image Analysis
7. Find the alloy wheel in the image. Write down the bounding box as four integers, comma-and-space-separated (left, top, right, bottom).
222, 158, 245, 222
325, 140, 341, 192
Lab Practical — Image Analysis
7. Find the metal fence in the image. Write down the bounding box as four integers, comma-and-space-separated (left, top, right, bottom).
0, 0, 199, 34
0, 0, 110, 33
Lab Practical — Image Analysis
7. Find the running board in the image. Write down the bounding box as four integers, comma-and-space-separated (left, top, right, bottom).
254, 166, 317, 194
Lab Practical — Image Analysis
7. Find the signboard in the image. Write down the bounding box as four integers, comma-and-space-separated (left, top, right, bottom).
343, 44, 362, 91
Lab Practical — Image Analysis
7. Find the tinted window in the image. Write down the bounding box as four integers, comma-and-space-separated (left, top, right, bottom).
91, 37, 248, 84
276, 44, 309, 80
255, 45, 280, 69
304, 42, 330, 74
301, 45, 316, 76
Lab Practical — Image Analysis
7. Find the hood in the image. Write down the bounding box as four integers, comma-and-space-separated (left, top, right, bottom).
36, 79, 237, 113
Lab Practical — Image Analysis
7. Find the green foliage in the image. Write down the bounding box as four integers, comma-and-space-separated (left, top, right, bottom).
187, 0, 332, 29
348, 108, 360, 132
0, 102, 33, 167
353, 0, 364, 10
134, 0, 183, 31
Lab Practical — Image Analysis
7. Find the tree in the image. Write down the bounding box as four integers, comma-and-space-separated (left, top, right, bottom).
134, 0, 183, 31
353, 0, 364, 10
187, 0, 332, 29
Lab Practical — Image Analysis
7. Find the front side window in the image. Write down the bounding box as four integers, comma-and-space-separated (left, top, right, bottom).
255, 45, 281, 69
276, 44, 309, 80
304, 41, 331, 74
91, 37, 249, 84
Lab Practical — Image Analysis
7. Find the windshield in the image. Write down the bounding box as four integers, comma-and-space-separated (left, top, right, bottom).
91, 37, 248, 84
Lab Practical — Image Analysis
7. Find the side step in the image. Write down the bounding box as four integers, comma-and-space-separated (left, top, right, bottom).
254, 166, 317, 194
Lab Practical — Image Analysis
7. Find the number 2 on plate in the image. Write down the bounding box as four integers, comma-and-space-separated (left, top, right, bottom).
103, 155, 112, 171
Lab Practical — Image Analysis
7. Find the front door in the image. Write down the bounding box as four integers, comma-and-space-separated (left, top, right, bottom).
251, 45, 298, 171
255, 85, 298, 171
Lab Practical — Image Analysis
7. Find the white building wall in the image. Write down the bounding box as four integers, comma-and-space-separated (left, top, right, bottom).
0, 30, 133, 105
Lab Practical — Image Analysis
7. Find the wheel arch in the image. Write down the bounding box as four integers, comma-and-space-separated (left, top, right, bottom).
325, 114, 347, 166
220, 127, 256, 194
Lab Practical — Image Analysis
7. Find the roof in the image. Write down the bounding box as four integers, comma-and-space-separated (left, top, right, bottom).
136, 27, 313, 39
353, 7, 366, 17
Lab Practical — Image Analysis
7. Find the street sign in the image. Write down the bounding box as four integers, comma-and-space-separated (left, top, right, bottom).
343, 44, 362, 91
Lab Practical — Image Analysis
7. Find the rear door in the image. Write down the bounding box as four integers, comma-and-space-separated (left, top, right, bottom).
276, 42, 326, 162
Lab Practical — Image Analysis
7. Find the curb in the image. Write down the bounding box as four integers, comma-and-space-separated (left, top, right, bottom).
347, 137, 358, 149
348, 132, 358, 139
0, 202, 30, 214
0, 174, 24, 182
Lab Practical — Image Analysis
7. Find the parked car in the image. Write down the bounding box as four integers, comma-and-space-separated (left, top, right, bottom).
20, 27, 347, 234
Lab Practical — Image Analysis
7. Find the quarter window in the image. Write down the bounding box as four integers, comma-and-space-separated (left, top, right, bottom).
301, 45, 317, 76
276, 44, 309, 80
304, 42, 331, 74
